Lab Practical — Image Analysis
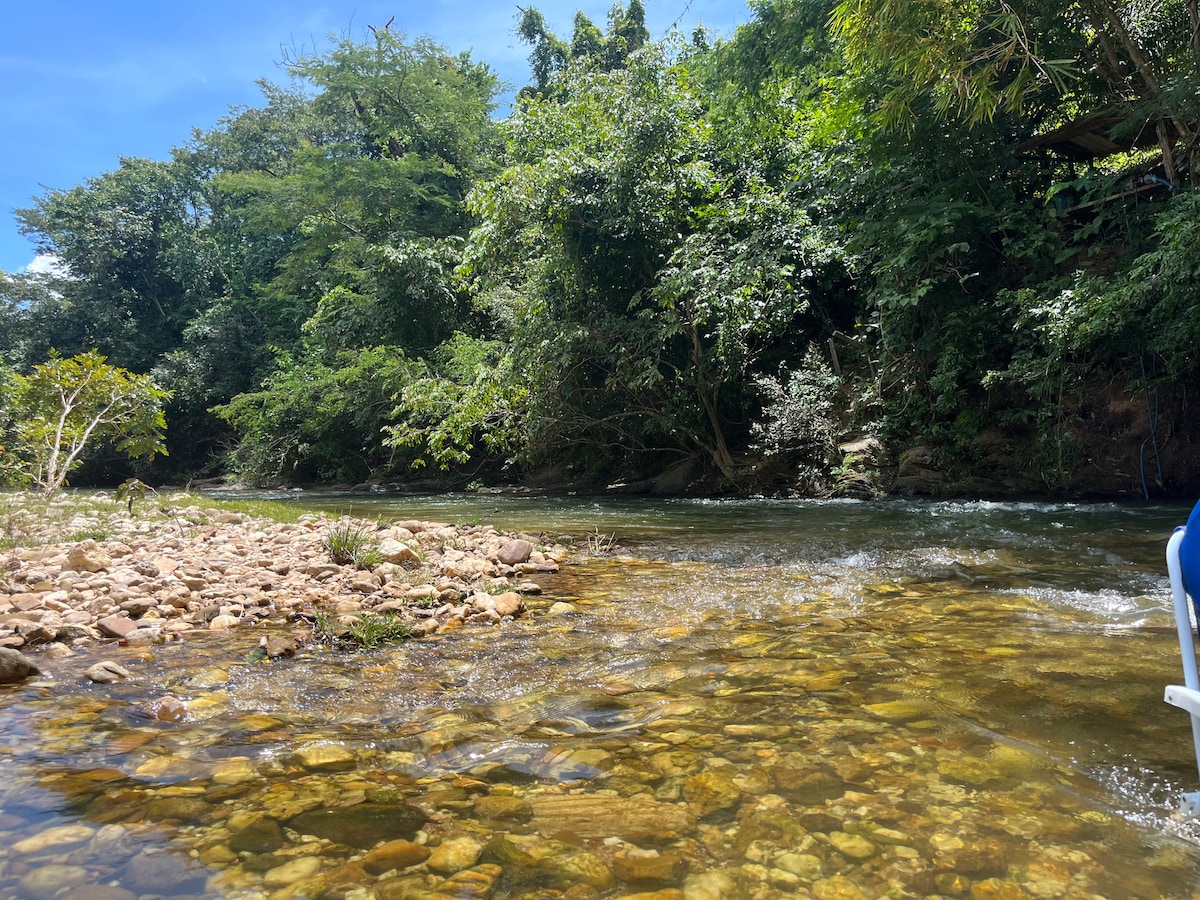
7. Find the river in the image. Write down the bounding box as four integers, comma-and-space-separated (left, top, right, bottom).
2, 494, 1200, 898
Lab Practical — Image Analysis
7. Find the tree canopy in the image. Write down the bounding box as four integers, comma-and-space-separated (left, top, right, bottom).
5, 5, 1200, 496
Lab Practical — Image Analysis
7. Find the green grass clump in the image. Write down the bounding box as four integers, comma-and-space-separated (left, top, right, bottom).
200, 496, 308, 524
313, 611, 412, 651
324, 520, 382, 568
66, 528, 110, 542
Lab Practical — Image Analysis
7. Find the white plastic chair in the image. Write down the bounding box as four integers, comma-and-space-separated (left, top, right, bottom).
1164, 509, 1200, 816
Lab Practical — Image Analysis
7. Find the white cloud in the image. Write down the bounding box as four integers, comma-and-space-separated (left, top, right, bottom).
23, 254, 69, 278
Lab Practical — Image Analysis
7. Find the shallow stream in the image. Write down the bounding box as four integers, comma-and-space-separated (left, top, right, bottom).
4, 495, 1200, 898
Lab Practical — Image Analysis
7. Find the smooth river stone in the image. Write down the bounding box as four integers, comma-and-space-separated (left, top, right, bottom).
294, 742, 357, 771
211, 757, 257, 784
473, 795, 534, 822
122, 852, 209, 895
612, 849, 689, 885
263, 856, 322, 888
496, 539, 534, 565
682, 770, 742, 817
775, 852, 824, 879
426, 836, 482, 875
17, 865, 89, 900
85, 660, 132, 683
286, 803, 427, 849
12, 824, 95, 853
829, 831, 878, 860
862, 699, 933, 722
529, 794, 695, 844
228, 816, 284, 854
363, 839, 431, 875
536, 848, 615, 891
432, 864, 503, 897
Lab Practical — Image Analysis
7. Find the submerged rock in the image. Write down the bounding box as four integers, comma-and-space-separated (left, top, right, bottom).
286, 802, 427, 849
293, 742, 357, 772
228, 816, 284, 854
123, 851, 210, 895
528, 794, 696, 844
427, 835, 483, 874
17, 864, 89, 900
682, 770, 742, 818
363, 839, 431, 875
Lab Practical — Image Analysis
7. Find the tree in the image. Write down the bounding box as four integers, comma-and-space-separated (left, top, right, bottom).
0, 363, 20, 487
187, 30, 501, 481
517, 1, 650, 97
462, 44, 842, 482
16, 157, 220, 372
827, 0, 1198, 182
214, 346, 416, 483
0, 271, 72, 372
9, 351, 169, 496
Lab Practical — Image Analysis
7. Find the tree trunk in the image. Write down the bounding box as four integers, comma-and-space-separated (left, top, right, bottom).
687, 323, 736, 481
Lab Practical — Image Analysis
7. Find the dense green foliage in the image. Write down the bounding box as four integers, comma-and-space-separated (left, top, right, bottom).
1, 351, 168, 495
5, 2, 1200, 495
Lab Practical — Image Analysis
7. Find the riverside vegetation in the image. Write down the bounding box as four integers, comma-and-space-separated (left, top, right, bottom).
4, 1, 1200, 498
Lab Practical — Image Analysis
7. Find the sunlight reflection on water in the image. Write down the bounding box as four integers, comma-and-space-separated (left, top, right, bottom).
3, 495, 1200, 896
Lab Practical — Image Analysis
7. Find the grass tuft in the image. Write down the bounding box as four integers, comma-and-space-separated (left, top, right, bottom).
200, 496, 308, 524
313, 611, 412, 651
324, 520, 382, 569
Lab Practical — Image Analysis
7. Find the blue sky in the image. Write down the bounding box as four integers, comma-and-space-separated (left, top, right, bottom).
0, 1, 753, 275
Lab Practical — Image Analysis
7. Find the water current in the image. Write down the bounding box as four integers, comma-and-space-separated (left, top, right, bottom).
3, 494, 1200, 898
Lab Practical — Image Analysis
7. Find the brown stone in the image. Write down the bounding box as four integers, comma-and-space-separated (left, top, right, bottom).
528, 795, 695, 844
428, 863, 502, 897
96, 615, 138, 640
228, 816, 284, 854
119, 597, 157, 617
497, 539, 534, 566
378, 539, 420, 565
0, 647, 39, 682
492, 591, 524, 617
85, 661, 132, 684
65, 542, 111, 572
147, 695, 187, 722
772, 768, 847, 804
144, 796, 212, 823
427, 836, 483, 875
286, 802, 427, 849
682, 770, 742, 818
363, 839, 431, 875
473, 795, 534, 822
263, 635, 299, 659
612, 850, 689, 885
11, 593, 44, 610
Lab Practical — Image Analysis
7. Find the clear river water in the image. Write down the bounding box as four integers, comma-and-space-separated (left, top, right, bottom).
4, 494, 1200, 898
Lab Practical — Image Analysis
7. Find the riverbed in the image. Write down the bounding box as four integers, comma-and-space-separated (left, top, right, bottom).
2, 494, 1199, 898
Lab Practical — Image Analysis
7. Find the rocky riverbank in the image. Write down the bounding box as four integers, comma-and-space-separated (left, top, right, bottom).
0, 491, 567, 683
